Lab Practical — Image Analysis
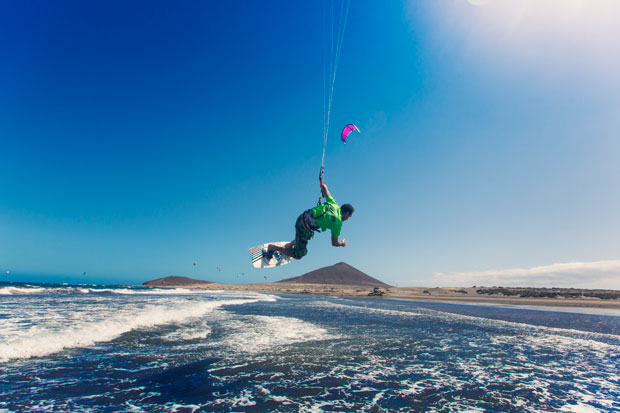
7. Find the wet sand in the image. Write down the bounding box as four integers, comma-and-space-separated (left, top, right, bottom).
163, 283, 620, 311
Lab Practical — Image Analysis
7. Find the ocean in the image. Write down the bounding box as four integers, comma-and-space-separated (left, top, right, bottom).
1, 282, 619, 412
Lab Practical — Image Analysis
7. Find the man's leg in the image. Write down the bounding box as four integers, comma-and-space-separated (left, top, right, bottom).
290, 236, 309, 259
267, 242, 295, 258
268, 214, 311, 259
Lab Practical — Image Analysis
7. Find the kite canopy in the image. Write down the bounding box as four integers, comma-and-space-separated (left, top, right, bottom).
341, 124, 360, 143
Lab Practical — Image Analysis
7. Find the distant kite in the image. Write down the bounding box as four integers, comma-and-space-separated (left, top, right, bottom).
217, 267, 220, 272
193, 261, 197, 267
341, 124, 360, 144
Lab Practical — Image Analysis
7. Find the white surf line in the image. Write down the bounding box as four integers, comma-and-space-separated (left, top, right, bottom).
0, 286, 47, 295
0, 296, 277, 363
385, 297, 620, 317
314, 299, 620, 345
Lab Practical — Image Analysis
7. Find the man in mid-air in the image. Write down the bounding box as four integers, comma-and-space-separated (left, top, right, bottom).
267, 181, 354, 260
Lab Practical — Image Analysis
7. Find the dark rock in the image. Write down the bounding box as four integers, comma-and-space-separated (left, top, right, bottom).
368, 287, 385, 296
143, 276, 214, 287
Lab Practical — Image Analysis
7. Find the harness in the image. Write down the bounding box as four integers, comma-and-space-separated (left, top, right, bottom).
301, 204, 331, 232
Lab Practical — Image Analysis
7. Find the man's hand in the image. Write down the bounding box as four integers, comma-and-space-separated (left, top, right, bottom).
332, 236, 346, 247
320, 182, 331, 198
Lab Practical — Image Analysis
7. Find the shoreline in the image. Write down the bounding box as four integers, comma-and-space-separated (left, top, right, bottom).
156, 282, 620, 311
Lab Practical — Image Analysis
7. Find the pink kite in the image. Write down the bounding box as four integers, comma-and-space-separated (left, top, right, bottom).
341, 124, 360, 143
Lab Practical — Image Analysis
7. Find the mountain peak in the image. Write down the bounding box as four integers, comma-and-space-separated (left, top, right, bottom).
278, 262, 391, 287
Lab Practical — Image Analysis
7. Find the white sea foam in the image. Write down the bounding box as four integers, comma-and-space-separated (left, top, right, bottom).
302, 298, 620, 410
3, 292, 618, 411
161, 322, 212, 341
0, 285, 231, 296
315, 299, 620, 347
0, 296, 274, 362
0, 286, 46, 295
254, 384, 295, 404
218, 314, 334, 354
314, 300, 423, 319
167, 403, 202, 412
75, 287, 211, 295
560, 402, 605, 413
213, 390, 257, 408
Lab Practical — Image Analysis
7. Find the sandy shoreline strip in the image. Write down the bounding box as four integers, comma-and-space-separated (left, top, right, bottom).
159, 283, 620, 311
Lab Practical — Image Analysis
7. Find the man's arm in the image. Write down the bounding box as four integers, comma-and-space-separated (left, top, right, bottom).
320, 182, 331, 199
331, 236, 346, 247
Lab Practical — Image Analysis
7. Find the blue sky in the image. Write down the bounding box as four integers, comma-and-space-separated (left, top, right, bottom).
2, 0, 619, 288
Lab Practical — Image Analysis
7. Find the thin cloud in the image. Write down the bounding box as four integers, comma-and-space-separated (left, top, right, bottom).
435, 260, 620, 289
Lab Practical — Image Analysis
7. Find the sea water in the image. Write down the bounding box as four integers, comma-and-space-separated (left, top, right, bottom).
1, 282, 619, 412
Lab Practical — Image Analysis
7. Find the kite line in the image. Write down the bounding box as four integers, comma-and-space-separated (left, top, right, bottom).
319, 0, 352, 202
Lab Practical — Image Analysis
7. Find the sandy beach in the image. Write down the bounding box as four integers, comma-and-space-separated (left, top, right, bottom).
162, 282, 620, 311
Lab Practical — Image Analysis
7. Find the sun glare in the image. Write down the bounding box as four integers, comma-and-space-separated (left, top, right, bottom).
422, 0, 620, 87
467, 0, 490, 6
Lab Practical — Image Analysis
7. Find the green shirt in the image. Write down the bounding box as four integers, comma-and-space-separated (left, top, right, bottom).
312, 195, 342, 238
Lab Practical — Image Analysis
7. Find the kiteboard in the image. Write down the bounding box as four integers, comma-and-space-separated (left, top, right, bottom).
249, 241, 296, 268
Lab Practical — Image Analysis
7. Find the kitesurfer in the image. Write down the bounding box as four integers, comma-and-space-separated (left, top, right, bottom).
266, 181, 354, 260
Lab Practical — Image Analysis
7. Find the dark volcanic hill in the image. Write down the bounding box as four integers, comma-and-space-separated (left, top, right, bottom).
278, 262, 391, 287
143, 276, 214, 287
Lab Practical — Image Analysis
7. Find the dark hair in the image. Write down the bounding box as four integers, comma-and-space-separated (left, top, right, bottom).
341, 203, 354, 215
